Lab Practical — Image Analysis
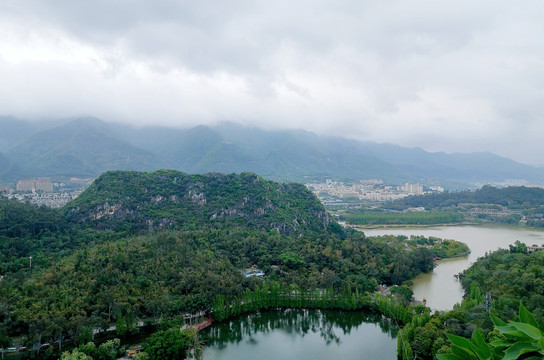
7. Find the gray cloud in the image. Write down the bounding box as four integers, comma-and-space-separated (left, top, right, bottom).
0, 0, 543, 164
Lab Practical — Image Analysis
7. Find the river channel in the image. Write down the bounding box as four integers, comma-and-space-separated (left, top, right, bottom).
363, 225, 544, 311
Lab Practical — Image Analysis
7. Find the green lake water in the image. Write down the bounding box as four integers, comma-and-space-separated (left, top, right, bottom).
201, 309, 399, 360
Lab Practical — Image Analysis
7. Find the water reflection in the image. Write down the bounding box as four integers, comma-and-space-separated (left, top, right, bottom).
201, 310, 399, 360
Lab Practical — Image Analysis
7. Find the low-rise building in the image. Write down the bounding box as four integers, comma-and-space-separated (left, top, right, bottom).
0, 185, 13, 194
242, 265, 265, 278
527, 245, 544, 253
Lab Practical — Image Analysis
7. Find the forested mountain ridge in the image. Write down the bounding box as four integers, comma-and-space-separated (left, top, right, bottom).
65, 170, 332, 236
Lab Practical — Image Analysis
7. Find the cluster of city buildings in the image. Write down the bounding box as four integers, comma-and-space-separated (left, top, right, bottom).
5, 191, 83, 208
15, 178, 54, 193
466, 207, 522, 218
0, 177, 92, 208
306, 179, 436, 203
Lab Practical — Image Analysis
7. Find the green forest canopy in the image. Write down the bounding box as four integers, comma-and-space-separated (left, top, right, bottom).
0, 170, 456, 354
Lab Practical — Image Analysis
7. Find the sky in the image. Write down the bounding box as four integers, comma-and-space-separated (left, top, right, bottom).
0, 1, 543, 165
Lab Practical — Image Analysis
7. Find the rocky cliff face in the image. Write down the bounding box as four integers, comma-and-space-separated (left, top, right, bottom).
65, 170, 331, 235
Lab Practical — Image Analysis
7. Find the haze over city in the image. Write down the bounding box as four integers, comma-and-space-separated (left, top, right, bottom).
1, 1, 543, 165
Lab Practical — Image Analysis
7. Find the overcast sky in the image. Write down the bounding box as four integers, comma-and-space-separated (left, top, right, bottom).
0, 1, 543, 164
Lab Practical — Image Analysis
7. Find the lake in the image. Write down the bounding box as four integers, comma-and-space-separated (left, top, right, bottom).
201, 309, 399, 360
363, 225, 544, 310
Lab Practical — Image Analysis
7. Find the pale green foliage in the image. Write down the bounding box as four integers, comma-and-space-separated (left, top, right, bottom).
437, 304, 544, 360
134, 352, 148, 360
77, 338, 123, 360
60, 349, 92, 360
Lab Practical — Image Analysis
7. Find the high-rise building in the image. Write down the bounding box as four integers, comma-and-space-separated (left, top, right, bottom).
35, 178, 54, 193
400, 183, 423, 195
16, 178, 54, 193
16, 179, 35, 192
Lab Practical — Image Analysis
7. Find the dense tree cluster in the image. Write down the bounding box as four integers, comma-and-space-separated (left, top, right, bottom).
460, 248, 544, 325
340, 210, 465, 226
393, 185, 544, 209
397, 283, 490, 359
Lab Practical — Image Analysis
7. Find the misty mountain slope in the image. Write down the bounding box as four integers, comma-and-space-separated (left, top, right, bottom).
213, 122, 298, 157
108, 123, 187, 154
0, 117, 37, 152
433, 152, 544, 182
211, 124, 405, 182
210, 124, 442, 181
7, 118, 164, 177
0, 152, 10, 173
308, 137, 410, 181
356, 142, 544, 183
2, 117, 544, 187
115, 121, 544, 185
193, 141, 266, 174
0, 151, 25, 181
160, 125, 266, 174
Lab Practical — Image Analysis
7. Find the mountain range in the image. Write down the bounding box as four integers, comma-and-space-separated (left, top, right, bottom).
0, 116, 543, 188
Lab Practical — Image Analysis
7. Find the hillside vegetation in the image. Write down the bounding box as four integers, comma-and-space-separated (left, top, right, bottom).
460, 246, 544, 324
65, 170, 332, 236
0, 170, 454, 357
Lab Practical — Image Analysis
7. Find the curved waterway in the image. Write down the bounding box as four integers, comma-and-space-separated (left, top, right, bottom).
363, 225, 544, 311
201, 309, 399, 360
